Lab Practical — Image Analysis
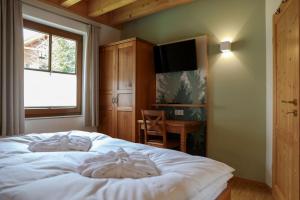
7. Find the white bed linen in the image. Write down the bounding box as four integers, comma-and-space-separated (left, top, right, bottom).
28, 134, 92, 152
78, 148, 160, 178
0, 131, 234, 200
191, 173, 232, 200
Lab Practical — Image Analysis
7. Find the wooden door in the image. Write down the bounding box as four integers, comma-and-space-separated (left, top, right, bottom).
273, 0, 299, 199
99, 46, 117, 137
115, 41, 136, 141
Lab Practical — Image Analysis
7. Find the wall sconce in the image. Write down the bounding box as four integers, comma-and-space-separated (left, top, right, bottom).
220, 41, 231, 53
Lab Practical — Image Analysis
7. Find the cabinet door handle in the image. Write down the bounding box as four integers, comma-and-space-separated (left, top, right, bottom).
281, 99, 297, 106
112, 97, 115, 104
286, 110, 298, 117
116, 95, 119, 104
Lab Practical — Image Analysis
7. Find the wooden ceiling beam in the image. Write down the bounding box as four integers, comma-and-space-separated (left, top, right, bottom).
38, 0, 112, 26
88, 0, 137, 17
108, 0, 193, 25
61, 0, 82, 7
39, 0, 193, 27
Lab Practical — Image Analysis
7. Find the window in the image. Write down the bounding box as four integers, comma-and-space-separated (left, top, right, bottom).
23, 20, 83, 117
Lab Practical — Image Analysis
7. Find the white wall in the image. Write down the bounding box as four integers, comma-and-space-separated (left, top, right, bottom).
265, 0, 281, 187
22, 0, 121, 134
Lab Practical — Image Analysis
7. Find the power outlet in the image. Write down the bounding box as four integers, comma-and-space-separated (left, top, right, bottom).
175, 110, 184, 116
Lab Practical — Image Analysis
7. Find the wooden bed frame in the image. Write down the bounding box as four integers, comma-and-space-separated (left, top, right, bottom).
216, 184, 231, 200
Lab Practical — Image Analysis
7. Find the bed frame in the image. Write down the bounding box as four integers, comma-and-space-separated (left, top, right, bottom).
216, 184, 231, 200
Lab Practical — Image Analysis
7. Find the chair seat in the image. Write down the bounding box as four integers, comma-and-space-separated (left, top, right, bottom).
142, 110, 180, 150
147, 137, 180, 149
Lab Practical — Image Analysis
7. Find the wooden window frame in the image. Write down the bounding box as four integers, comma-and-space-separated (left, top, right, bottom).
23, 19, 83, 118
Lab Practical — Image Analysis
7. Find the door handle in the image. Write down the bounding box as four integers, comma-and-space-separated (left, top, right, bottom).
112, 96, 119, 104
286, 110, 298, 117
115, 95, 119, 104
281, 99, 297, 106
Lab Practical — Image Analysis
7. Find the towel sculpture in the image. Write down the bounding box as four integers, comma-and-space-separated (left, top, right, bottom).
28, 134, 92, 152
78, 148, 160, 179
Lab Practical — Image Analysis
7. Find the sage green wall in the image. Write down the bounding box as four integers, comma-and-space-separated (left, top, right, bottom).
122, 0, 266, 182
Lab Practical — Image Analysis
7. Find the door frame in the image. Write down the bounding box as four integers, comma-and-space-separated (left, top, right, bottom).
272, 0, 300, 199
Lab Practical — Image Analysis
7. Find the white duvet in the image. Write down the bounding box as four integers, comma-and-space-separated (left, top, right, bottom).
0, 131, 234, 200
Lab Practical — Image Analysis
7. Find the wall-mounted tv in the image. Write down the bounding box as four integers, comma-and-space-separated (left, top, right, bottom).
154, 39, 197, 73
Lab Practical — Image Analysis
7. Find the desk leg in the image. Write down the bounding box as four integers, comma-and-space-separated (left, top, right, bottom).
138, 123, 145, 144
180, 128, 187, 153
139, 124, 142, 143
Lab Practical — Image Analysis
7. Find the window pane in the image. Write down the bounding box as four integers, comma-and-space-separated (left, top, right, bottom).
24, 70, 77, 107
24, 28, 49, 70
51, 35, 76, 73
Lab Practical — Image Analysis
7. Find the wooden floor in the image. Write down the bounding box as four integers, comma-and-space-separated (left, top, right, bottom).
230, 178, 273, 200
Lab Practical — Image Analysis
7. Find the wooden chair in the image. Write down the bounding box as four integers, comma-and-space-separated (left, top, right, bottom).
141, 110, 180, 149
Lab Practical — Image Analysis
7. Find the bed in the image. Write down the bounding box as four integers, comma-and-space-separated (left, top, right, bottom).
0, 131, 234, 200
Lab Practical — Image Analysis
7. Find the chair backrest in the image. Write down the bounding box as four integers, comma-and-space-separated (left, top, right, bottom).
141, 110, 167, 144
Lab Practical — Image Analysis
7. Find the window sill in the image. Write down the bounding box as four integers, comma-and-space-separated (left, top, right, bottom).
25, 107, 82, 118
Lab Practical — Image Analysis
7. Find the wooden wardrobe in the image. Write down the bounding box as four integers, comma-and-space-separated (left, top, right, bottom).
99, 38, 156, 142
273, 0, 299, 199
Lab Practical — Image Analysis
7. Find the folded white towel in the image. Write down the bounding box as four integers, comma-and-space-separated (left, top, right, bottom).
78, 148, 160, 179
28, 135, 92, 152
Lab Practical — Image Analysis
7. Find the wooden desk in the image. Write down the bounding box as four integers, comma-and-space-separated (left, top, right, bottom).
137, 120, 203, 153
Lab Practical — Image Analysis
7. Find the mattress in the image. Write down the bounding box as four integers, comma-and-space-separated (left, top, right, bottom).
191, 173, 232, 200
0, 131, 234, 200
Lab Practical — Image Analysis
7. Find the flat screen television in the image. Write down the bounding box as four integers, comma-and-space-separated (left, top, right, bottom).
154, 39, 197, 73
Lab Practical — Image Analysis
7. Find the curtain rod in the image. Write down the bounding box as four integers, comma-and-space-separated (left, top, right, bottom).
21, 1, 103, 29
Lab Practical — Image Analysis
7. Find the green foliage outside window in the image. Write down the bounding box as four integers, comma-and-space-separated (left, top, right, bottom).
52, 36, 76, 74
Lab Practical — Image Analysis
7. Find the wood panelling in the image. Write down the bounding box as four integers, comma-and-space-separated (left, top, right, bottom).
99, 93, 113, 107
100, 46, 115, 92
68, 0, 88, 15
99, 46, 116, 137
38, 0, 193, 27
115, 41, 135, 141
99, 110, 114, 137
60, 0, 82, 7
117, 42, 135, 91
88, 0, 137, 17
108, 0, 193, 25
273, 0, 299, 199
99, 38, 155, 142
117, 111, 133, 141
135, 40, 156, 136
118, 93, 132, 107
